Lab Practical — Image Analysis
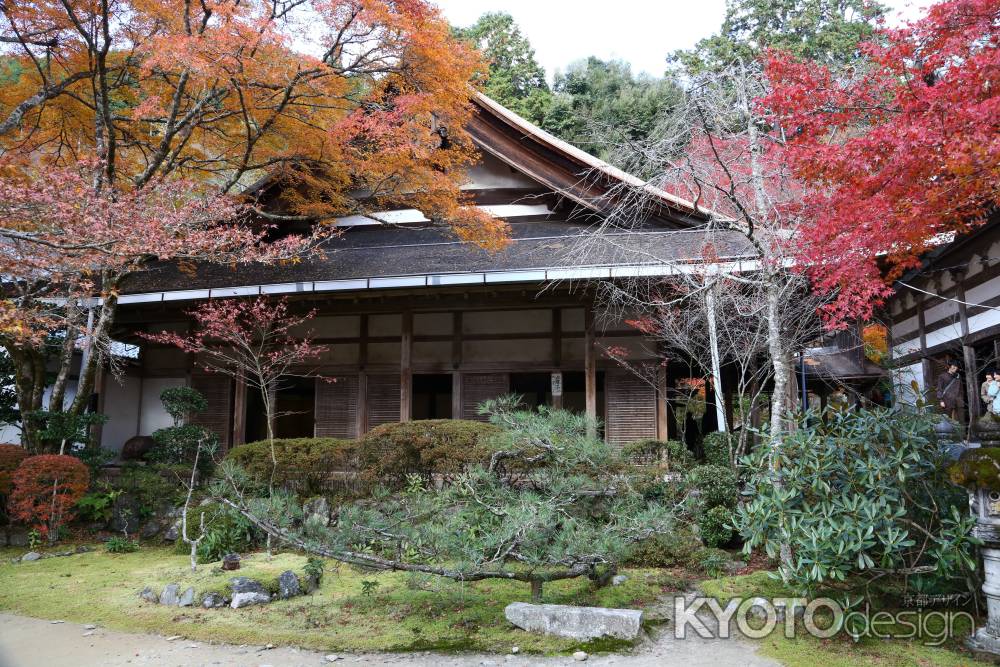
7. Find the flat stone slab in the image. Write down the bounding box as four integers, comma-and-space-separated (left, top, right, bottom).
504, 602, 643, 640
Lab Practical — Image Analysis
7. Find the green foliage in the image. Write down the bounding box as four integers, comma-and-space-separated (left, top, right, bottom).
149, 387, 216, 474
669, 0, 887, 76
687, 464, 739, 510
356, 419, 501, 486
159, 387, 208, 425
105, 535, 140, 553
736, 408, 978, 596
76, 486, 124, 523
71, 446, 115, 475
543, 57, 683, 159
699, 505, 734, 548
698, 549, 732, 578
298, 399, 677, 597
150, 424, 218, 474
196, 505, 261, 563
701, 431, 734, 469
304, 556, 325, 586
171, 502, 263, 563
621, 438, 693, 472
225, 437, 357, 496
113, 463, 185, 521
454, 12, 551, 125
624, 528, 703, 568
23, 410, 107, 453
361, 579, 381, 597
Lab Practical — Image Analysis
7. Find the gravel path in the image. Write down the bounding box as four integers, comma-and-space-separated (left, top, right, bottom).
0, 612, 779, 667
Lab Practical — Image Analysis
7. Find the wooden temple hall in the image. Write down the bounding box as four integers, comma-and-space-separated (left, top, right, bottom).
99, 95, 754, 453
888, 215, 1000, 427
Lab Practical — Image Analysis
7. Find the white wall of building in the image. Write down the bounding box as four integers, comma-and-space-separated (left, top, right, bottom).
100, 374, 142, 452
138, 377, 186, 436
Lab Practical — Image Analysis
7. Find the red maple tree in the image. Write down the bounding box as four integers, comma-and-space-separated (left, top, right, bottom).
763, 0, 1000, 324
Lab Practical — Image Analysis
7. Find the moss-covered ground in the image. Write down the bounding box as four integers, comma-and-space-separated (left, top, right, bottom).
0, 544, 682, 654
700, 572, 990, 667
2, 542, 994, 664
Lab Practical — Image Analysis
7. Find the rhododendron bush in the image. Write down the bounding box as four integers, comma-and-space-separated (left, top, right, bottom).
764, 0, 1000, 325
8, 455, 90, 542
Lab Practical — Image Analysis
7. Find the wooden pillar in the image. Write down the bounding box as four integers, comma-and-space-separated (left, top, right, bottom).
451, 312, 462, 420
917, 295, 934, 399
357, 372, 368, 435
358, 314, 369, 435
584, 304, 597, 437
957, 280, 980, 422
551, 308, 564, 409
400, 310, 412, 422
92, 364, 106, 448
232, 378, 247, 447
656, 363, 669, 441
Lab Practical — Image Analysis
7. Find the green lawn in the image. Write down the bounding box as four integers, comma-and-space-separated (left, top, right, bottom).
700, 572, 990, 667
2, 543, 992, 664
0, 544, 682, 654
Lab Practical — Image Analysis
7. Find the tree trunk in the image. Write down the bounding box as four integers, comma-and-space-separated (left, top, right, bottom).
530, 579, 543, 603
10, 347, 47, 452
764, 277, 795, 569
68, 287, 117, 416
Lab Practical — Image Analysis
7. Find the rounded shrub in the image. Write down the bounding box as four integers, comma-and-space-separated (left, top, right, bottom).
8, 454, 90, 540
687, 464, 739, 510
0, 444, 29, 496
699, 505, 734, 548
701, 431, 733, 468
622, 438, 694, 472
356, 420, 501, 485
226, 438, 357, 496
624, 528, 702, 567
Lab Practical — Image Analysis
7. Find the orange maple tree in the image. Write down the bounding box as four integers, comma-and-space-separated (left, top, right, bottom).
0, 0, 505, 451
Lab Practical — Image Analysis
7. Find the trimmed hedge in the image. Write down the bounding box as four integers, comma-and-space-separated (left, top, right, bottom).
622, 438, 693, 472
356, 419, 501, 484
701, 431, 733, 468
225, 438, 357, 496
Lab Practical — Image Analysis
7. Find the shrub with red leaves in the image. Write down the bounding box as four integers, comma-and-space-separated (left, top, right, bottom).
8, 455, 89, 540
0, 444, 28, 496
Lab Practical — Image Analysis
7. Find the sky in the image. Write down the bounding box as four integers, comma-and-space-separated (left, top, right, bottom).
435, 0, 927, 81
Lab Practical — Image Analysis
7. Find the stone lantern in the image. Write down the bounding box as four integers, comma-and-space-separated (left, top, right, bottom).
951, 447, 1000, 656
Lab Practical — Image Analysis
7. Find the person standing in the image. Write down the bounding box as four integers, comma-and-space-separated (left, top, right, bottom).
983, 371, 998, 415
935, 362, 962, 420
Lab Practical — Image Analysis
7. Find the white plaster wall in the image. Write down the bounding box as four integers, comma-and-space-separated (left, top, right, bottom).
101, 375, 141, 451
138, 377, 185, 435
893, 363, 925, 406
462, 152, 538, 190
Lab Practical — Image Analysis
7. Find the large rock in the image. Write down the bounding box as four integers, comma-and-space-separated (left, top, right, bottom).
302, 497, 331, 527
230, 577, 270, 608
120, 435, 155, 461
178, 587, 196, 607
20, 551, 42, 562
139, 586, 158, 603
159, 583, 180, 606
163, 519, 182, 542
504, 602, 644, 640
201, 591, 228, 608
7, 529, 28, 548
278, 570, 300, 599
